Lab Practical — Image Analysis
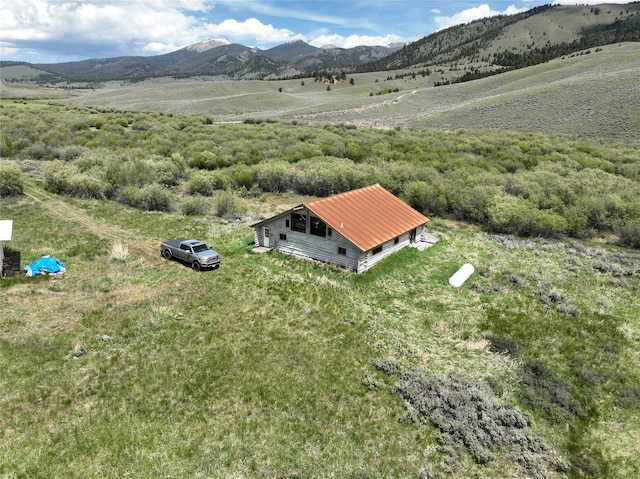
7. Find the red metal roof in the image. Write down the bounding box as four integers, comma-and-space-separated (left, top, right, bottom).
305, 184, 429, 252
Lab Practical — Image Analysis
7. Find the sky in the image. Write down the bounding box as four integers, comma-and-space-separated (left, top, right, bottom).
0, 0, 633, 64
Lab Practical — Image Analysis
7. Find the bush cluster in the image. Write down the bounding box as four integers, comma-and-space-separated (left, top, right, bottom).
213, 190, 247, 217
392, 370, 553, 477
517, 359, 584, 424
0, 162, 24, 197
120, 184, 173, 211
44, 160, 110, 199
3, 103, 639, 245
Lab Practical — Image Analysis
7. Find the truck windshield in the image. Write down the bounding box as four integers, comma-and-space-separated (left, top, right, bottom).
192, 244, 210, 253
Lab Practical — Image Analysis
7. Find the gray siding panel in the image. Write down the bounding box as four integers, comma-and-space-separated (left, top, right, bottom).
254, 209, 360, 270
356, 229, 420, 273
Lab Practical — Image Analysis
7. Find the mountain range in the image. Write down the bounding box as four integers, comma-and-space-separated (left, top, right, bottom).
1, 39, 401, 83
1, 3, 639, 84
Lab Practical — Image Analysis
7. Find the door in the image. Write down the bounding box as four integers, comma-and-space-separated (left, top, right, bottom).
178, 244, 191, 261
263, 227, 270, 247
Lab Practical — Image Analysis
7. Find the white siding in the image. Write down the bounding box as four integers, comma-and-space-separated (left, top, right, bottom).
255, 214, 425, 273
357, 231, 414, 273
255, 208, 360, 270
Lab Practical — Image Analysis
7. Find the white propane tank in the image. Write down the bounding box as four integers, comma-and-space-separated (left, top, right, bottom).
449, 263, 474, 288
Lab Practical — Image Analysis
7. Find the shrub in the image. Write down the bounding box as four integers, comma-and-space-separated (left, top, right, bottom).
403, 180, 449, 217
292, 158, 357, 197
254, 162, 294, 193
487, 196, 568, 237
44, 160, 74, 194
21, 143, 53, 161
121, 184, 173, 212
70, 120, 89, 131
392, 371, 550, 475
44, 160, 109, 199
153, 159, 186, 187
453, 185, 502, 224
517, 359, 584, 424
234, 168, 254, 189
180, 196, 210, 216
189, 151, 231, 170
556, 300, 581, 317
0, 163, 24, 197
214, 190, 247, 217
371, 357, 402, 375
185, 174, 215, 196
1, 133, 14, 157
573, 456, 600, 477
617, 219, 640, 248
487, 196, 534, 235
486, 334, 519, 356
57, 145, 86, 162
105, 158, 152, 189
616, 385, 640, 409
68, 173, 108, 199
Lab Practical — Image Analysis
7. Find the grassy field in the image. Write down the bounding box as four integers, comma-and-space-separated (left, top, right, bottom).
1, 184, 639, 478
1, 39, 639, 477
2, 42, 627, 139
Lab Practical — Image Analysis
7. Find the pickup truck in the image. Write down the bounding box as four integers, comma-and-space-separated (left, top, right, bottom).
160, 240, 220, 271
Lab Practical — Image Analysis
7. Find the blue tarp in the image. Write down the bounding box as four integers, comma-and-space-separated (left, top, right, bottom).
24, 256, 66, 277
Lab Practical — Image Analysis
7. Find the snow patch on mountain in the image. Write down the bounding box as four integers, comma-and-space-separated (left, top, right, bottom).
184, 39, 231, 53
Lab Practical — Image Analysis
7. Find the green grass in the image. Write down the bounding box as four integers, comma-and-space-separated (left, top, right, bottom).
2, 190, 637, 478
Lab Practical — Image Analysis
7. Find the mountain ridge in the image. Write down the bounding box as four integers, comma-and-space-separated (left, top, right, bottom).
1, 3, 638, 83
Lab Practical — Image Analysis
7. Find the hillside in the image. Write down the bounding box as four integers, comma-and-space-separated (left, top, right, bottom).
367, 3, 640, 74
21, 42, 636, 140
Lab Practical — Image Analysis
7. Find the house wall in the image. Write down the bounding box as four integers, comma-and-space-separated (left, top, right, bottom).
356, 225, 424, 273
0, 243, 4, 275
255, 208, 360, 270
256, 212, 425, 273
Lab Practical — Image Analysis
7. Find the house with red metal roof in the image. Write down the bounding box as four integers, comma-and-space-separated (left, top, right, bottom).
253, 184, 429, 273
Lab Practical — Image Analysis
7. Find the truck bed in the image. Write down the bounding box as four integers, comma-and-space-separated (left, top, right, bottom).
161, 240, 182, 248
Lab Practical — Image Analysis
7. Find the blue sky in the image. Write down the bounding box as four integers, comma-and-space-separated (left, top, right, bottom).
0, 1, 631, 64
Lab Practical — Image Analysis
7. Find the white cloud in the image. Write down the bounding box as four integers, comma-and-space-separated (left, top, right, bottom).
0, 0, 315, 59
309, 33, 405, 49
434, 4, 528, 31
201, 18, 298, 45
0, 0, 199, 58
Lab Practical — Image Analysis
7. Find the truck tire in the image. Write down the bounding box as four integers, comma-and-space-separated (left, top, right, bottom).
162, 249, 172, 260
192, 261, 201, 271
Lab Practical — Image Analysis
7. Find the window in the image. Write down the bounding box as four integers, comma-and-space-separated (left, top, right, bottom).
285, 219, 290, 228
192, 243, 210, 253
291, 213, 306, 233
279, 233, 287, 241
372, 245, 383, 255
310, 217, 327, 237
338, 247, 347, 255
327, 228, 332, 238
394, 236, 400, 245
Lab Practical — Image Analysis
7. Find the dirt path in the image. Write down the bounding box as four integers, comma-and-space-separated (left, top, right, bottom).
23, 185, 161, 258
